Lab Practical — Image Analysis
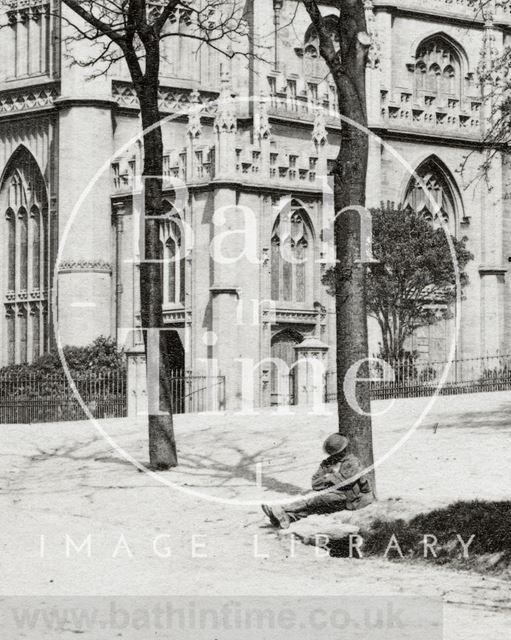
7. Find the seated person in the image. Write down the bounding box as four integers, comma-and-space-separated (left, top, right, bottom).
262, 433, 373, 529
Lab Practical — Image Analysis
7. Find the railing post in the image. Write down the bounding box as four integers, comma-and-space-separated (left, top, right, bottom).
125, 346, 147, 418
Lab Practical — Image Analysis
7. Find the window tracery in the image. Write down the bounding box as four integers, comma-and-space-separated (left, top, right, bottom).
271, 200, 314, 303
414, 37, 461, 99
404, 159, 457, 233
1, 147, 52, 364
160, 202, 185, 306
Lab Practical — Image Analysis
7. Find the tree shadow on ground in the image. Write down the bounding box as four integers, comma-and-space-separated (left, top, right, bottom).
29, 437, 139, 469
424, 403, 511, 430
27, 435, 308, 493
177, 438, 304, 496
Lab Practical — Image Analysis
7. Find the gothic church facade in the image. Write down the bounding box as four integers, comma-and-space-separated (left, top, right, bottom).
0, 0, 510, 408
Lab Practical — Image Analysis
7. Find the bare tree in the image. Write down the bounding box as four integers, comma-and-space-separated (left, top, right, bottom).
300, 0, 375, 482
458, 2, 510, 183
59, 0, 248, 469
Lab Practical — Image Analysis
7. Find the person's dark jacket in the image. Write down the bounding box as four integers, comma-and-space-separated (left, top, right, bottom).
310, 452, 373, 510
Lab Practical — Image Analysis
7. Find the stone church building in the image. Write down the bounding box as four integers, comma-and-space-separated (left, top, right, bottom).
0, 0, 510, 409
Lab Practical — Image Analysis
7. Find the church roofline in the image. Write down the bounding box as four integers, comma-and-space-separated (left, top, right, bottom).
371, 126, 490, 150
373, 2, 511, 31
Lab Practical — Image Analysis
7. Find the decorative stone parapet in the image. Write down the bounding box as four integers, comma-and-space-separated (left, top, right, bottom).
112, 81, 218, 115
380, 90, 482, 137
57, 260, 112, 274
0, 83, 59, 116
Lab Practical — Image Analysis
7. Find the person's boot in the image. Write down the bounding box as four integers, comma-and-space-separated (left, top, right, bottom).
261, 504, 276, 526
271, 505, 291, 529
261, 504, 279, 527
261, 504, 290, 529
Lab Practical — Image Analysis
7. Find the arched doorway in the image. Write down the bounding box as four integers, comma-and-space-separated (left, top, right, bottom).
270, 328, 303, 405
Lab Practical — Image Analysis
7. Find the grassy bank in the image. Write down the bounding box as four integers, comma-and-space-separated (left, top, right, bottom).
329, 500, 511, 576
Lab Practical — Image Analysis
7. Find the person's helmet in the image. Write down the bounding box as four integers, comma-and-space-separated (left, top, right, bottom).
323, 433, 349, 456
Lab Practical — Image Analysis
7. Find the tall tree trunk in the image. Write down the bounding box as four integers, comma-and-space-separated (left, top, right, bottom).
134, 55, 178, 469
378, 317, 389, 358
332, 0, 375, 485
333, 121, 375, 483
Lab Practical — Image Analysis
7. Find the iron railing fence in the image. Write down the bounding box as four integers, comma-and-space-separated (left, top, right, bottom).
0, 368, 226, 423
167, 371, 226, 414
0, 369, 127, 424
324, 354, 511, 402
270, 368, 296, 406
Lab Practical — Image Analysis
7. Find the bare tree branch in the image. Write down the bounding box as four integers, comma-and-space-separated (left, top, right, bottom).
61, 0, 126, 45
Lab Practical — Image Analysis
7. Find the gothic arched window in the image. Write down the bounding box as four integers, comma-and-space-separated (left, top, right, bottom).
414, 37, 461, 99
160, 201, 185, 306
403, 158, 457, 233
271, 200, 314, 303
1, 146, 52, 365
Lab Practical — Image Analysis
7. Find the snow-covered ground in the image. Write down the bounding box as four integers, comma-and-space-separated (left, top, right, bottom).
1, 392, 511, 638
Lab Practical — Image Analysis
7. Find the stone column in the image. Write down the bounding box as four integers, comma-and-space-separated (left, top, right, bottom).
187, 90, 202, 180
364, 0, 382, 210
55, 97, 114, 347
480, 267, 506, 355
273, 0, 283, 72
209, 75, 242, 409
366, 136, 382, 208
294, 337, 329, 409
374, 7, 391, 94
214, 72, 237, 179
210, 283, 240, 410
312, 103, 328, 178
256, 93, 272, 179
478, 18, 507, 356
209, 186, 240, 411
364, 0, 382, 127
259, 195, 275, 408
479, 153, 506, 356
